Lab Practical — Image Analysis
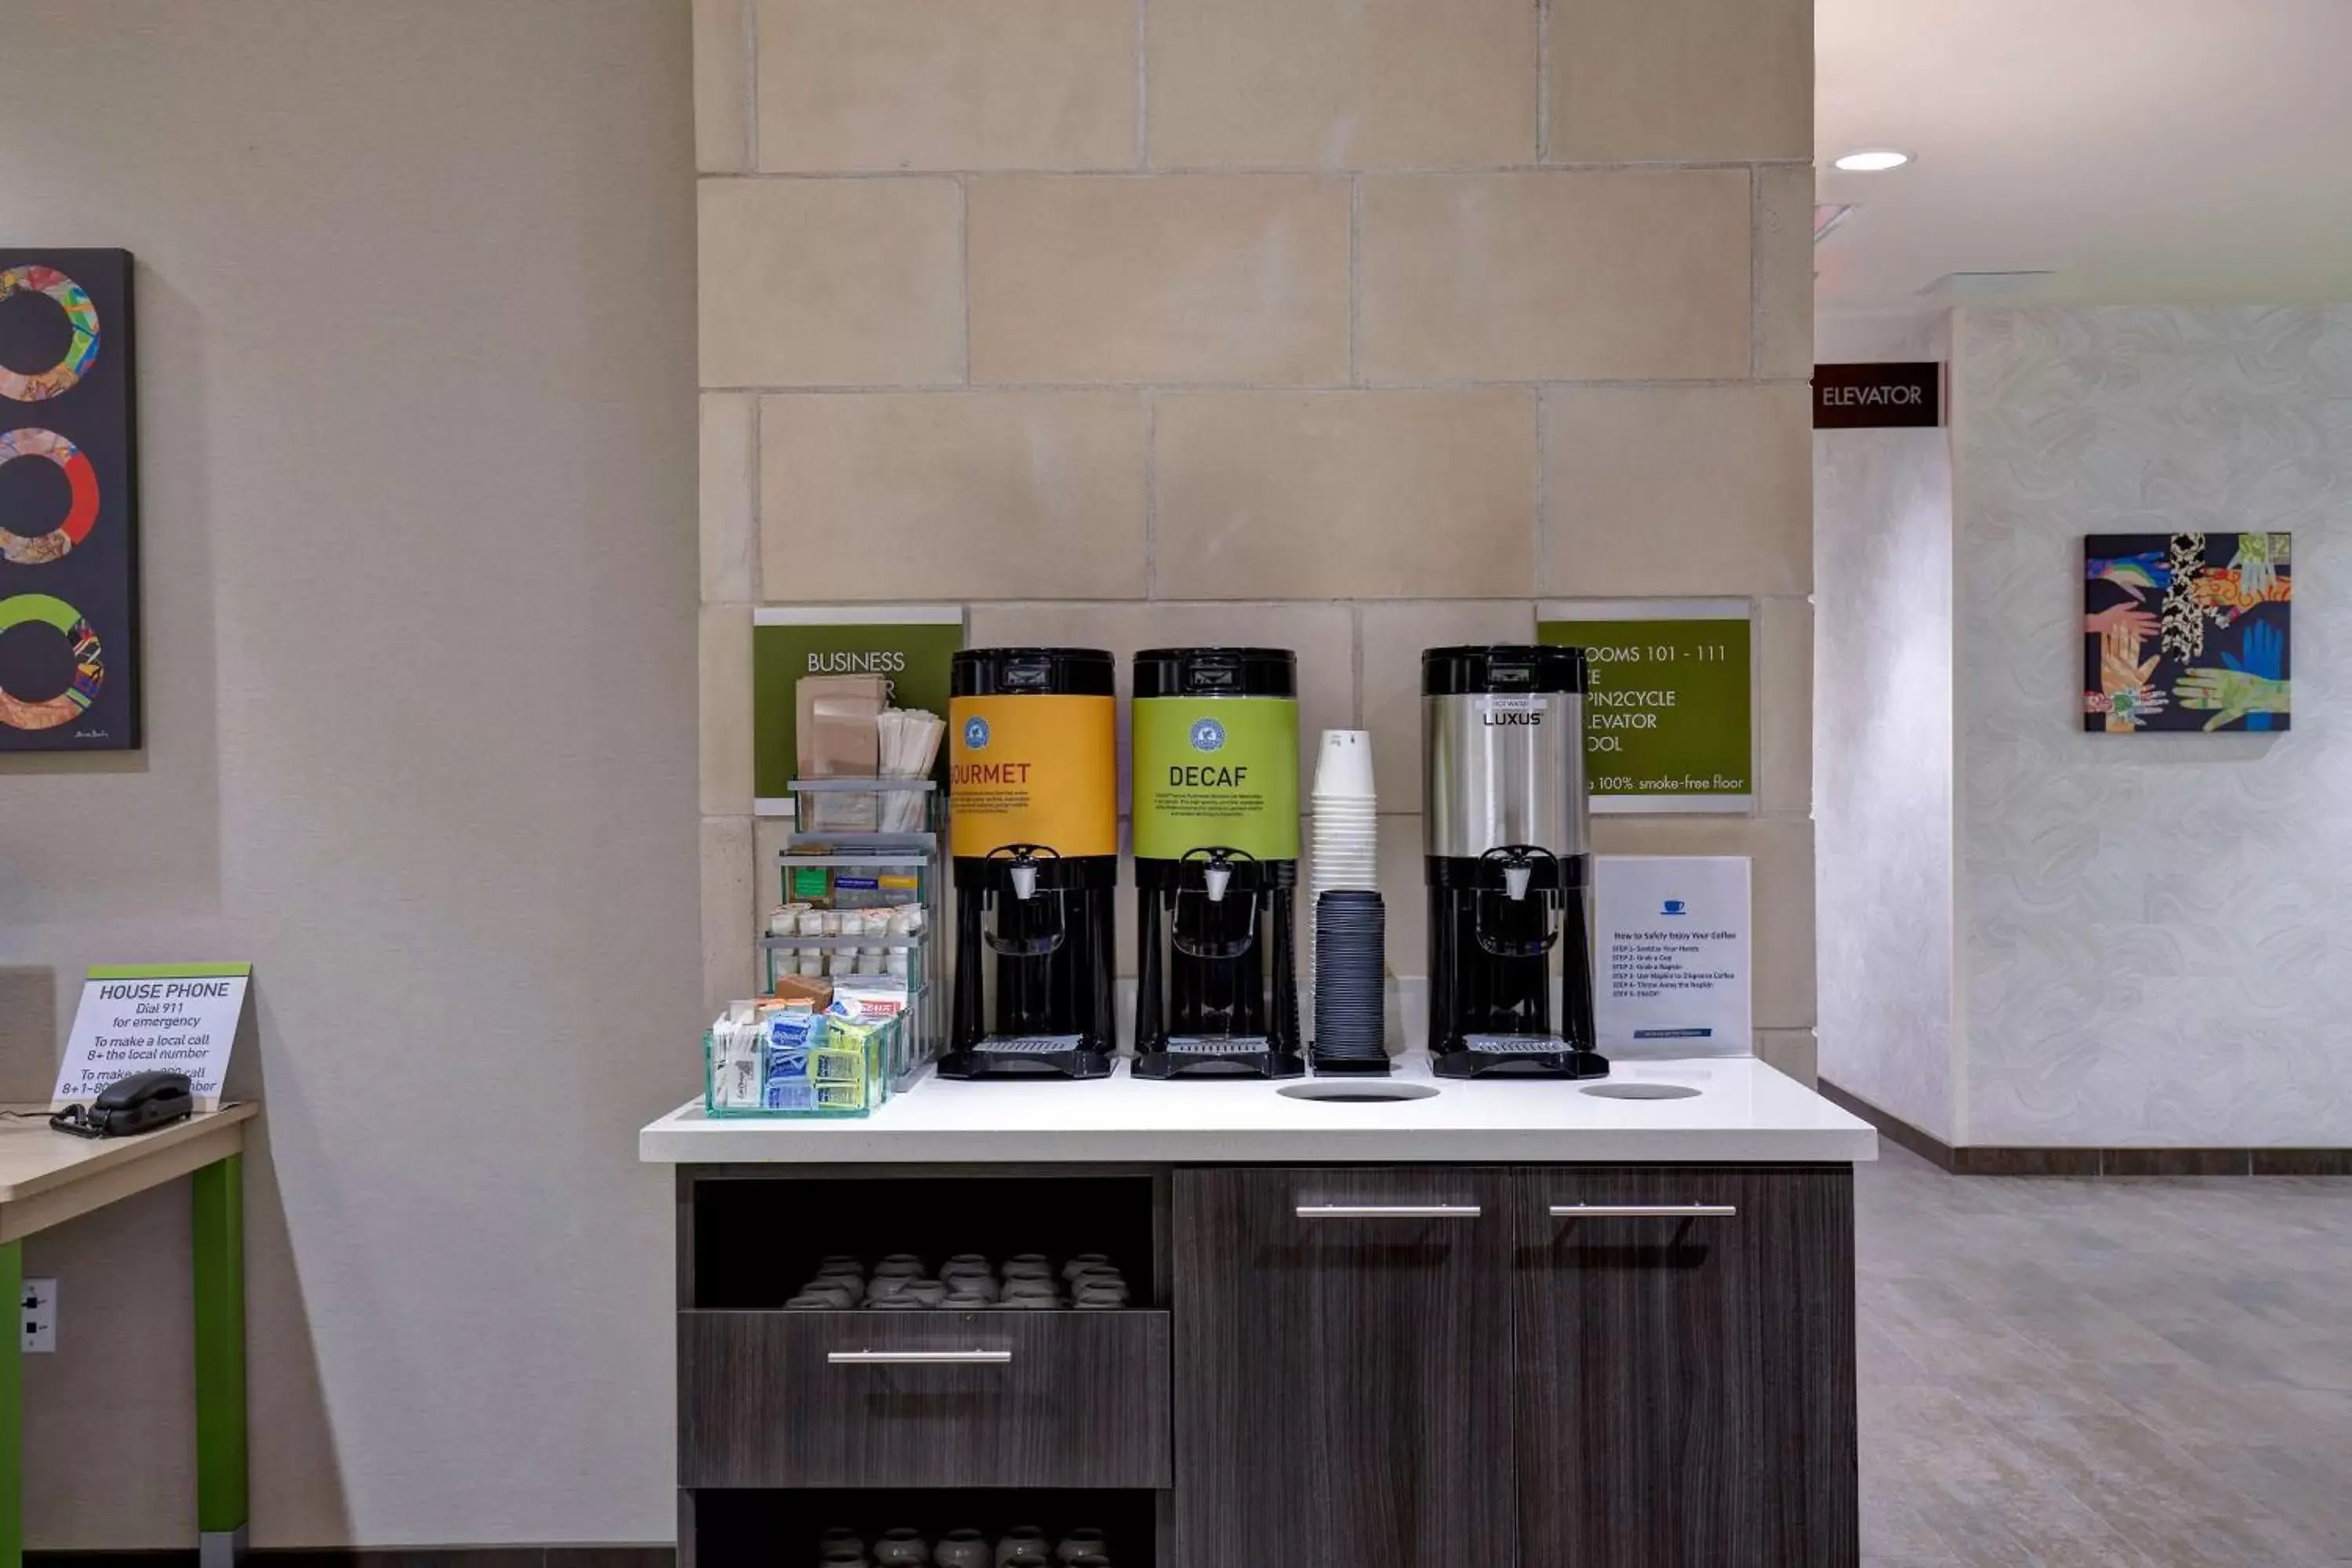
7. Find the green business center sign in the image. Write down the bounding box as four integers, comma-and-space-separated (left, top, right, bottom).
752, 608, 964, 810
1538, 606, 1751, 811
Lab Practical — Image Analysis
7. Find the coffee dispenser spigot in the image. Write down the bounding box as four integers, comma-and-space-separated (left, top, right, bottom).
1500, 851, 1536, 904
1199, 847, 1236, 905
1001, 844, 1045, 902
1478, 847, 1561, 957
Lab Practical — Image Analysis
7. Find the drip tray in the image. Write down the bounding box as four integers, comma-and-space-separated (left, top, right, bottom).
1277, 1080, 1440, 1105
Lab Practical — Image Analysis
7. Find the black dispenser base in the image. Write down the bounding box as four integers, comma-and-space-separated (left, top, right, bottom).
1133, 1041, 1305, 1080
1430, 1044, 1611, 1080
1308, 1051, 1395, 1076
938, 1042, 1116, 1080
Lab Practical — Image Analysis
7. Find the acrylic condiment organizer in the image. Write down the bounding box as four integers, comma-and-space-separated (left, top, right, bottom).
763, 777, 945, 1091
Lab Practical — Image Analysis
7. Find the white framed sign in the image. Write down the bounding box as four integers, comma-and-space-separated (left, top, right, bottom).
53, 962, 250, 1109
1593, 857, 1751, 1058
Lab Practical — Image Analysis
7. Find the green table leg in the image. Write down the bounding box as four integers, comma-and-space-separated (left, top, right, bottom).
192, 1156, 247, 1568
2, 1237, 20, 1568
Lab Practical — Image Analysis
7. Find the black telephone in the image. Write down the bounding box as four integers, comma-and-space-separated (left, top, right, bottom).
49, 1071, 196, 1138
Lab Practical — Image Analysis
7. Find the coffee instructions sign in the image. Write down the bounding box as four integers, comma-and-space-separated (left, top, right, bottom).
53, 962, 251, 1109
1538, 600, 1752, 814
753, 606, 964, 815
1594, 857, 1751, 1058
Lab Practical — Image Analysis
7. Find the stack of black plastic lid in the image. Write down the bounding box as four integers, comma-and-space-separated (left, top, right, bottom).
1310, 890, 1388, 1073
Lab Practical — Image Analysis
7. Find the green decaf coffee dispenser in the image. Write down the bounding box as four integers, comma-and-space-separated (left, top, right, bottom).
1131, 648, 1304, 1079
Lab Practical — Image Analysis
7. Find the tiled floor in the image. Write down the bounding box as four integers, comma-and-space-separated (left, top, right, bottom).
1857, 1144, 2352, 1565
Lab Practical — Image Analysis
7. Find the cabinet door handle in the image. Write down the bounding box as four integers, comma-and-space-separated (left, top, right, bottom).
1296, 1203, 1483, 1219
826, 1349, 1014, 1366
1548, 1203, 1737, 1218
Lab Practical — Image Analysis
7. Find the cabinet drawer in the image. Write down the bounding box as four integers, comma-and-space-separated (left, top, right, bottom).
680, 1309, 1171, 1489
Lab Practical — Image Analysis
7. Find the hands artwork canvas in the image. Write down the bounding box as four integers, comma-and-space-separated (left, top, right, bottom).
2084, 532, 2291, 733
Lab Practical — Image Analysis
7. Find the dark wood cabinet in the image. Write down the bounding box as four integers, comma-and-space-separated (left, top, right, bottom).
1173, 1167, 1516, 1568
670, 1161, 1858, 1568
1512, 1166, 1857, 1568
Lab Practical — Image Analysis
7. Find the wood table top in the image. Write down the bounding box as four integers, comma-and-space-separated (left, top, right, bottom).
0, 1102, 258, 1243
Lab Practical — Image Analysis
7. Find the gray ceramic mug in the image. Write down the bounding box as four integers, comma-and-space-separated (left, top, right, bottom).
932, 1529, 990, 1568
871, 1528, 927, 1566
1054, 1530, 1107, 1564
996, 1526, 1048, 1566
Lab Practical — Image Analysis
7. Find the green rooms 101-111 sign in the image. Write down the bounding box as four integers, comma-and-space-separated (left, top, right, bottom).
1538, 601, 1752, 813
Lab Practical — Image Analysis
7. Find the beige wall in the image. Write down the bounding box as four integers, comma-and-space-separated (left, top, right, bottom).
695, 0, 1819, 1075
0, 0, 696, 1546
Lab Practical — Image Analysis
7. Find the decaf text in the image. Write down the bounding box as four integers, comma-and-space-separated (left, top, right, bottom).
1169, 765, 1250, 787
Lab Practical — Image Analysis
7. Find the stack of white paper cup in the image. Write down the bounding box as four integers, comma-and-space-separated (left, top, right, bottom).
1309, 730, 1378, 893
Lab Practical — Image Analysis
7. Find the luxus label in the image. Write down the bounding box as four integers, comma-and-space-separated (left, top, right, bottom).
1475, 694, 1551, 727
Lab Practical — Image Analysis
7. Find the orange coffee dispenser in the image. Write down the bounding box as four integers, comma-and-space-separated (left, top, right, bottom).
943, 648, 1119, 1079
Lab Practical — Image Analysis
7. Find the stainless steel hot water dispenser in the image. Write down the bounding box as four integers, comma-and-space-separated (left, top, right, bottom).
1422, 644, 1607, 1079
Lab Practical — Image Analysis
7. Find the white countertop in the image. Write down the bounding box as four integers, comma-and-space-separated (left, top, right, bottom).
639, 1054, 1878, 1164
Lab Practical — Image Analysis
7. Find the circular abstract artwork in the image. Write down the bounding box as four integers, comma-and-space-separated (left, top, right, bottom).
0, 427, 100, 564
0, 593, 103, 730
0, 265, 101, 402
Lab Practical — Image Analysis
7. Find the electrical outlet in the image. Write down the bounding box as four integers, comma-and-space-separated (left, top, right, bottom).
21, 1276, 56, 1354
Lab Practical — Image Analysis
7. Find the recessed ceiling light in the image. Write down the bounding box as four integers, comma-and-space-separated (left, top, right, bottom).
1834, 149, 1911, 172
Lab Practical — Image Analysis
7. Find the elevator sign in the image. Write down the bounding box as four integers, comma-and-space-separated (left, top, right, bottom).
1813, 361, 1942, 428
1538, 601, 1751, 815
